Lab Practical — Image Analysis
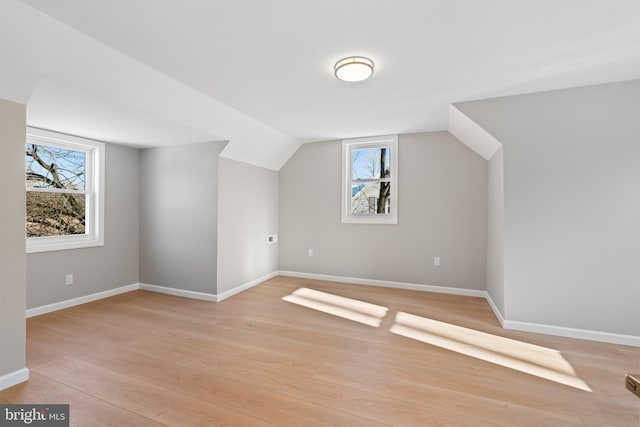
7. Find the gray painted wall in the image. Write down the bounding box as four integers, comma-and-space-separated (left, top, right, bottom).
486, 147, 505, 315
27, 144, 140, 308
0, 98, 26, 379
139, 142, 226, 294
279, 131, 488, 290
217, 158, 279, 294
456, 79, 640, 336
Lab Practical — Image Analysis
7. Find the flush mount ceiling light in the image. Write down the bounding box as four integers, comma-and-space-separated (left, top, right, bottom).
334, 56, 374, 82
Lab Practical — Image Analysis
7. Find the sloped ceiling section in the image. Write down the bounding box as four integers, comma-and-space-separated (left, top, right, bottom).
27, 79, 220, 147
18, 0, 640, 144
448, 105, 502, 161
0, 0, 299, 170
6, 0, 640, 170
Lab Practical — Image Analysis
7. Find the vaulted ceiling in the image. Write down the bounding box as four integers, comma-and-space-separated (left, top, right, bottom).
3, 0, 640, 169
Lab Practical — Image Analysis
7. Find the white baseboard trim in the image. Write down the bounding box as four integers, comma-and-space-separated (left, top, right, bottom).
217, 271, 279, 302
484, 292, 505, 327
502, 319, 640, 347
25, 273, 281, 318
26, 284, 139, 318
23, 273, 638, 347
138, 283, 218, 302
0, 368, 29, 391
485, 293, 639, 346
277, 270, 486, 298
278, 271, 640, 347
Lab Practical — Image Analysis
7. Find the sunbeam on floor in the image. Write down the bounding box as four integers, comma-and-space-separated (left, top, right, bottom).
390, 311, 592, 391
282, 288, 389, 327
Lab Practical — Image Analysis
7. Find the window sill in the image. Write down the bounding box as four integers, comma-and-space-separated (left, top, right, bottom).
342, 214, 398, 225
27, 236, 104, 253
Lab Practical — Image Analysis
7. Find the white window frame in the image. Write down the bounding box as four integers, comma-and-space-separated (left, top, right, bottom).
26, 127, 105, 253
342, 134, 398, 224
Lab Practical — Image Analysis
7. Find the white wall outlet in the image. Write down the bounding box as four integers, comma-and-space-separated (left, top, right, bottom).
434, 257, 441, 267
308, 248, 313, 257
268, 234, 278, 244
65, 274, 73, 285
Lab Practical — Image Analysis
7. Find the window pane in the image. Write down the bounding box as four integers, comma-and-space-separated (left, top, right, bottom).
26, 144, 86, 190
352, 146, 391, 180
351, 182, 391, 215
26, 192, 86, 237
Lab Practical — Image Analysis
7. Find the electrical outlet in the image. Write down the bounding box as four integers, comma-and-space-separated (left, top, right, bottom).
268, 234, 278, 244
308, 248, 313, 257
434, 257, 441, 267
65, 274, 73, 285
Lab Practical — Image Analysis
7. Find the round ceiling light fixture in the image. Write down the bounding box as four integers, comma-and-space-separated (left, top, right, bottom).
334, 56, 374, 82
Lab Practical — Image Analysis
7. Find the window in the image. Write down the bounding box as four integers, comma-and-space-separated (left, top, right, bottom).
342, 135, 398, 224
26, 128, 105, 253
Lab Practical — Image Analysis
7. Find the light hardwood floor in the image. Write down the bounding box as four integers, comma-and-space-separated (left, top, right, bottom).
1, 276, 638, 426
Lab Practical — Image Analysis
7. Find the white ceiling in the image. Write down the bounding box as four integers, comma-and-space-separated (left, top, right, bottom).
6, 0, 640, 169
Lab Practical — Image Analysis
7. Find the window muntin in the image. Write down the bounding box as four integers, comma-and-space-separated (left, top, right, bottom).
26, 128, 105, 253
342, 135, 398, 224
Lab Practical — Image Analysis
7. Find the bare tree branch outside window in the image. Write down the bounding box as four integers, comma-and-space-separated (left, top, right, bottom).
343, 135, 397, 224
377, 147, 390, 214
351, 146, 391, 215
25, 143, 87, 237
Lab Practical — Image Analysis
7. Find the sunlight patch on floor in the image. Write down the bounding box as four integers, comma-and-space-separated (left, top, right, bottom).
282, 288, 389, 327
390, 312, 592, 392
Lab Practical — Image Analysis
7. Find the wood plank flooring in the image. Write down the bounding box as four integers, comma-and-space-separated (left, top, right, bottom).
1, 276, 638, 426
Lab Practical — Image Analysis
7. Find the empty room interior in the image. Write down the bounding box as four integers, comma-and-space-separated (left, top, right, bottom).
1, 1, 639, 426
